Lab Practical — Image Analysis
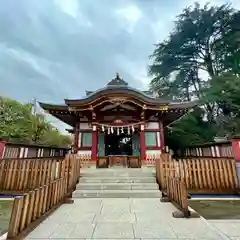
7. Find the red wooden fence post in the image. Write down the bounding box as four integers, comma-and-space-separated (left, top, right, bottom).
231, 137, 240, 183
0, 140, 6, 159
232, 137, 240, 160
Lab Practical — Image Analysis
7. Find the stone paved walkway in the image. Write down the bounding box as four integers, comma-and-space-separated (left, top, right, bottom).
24, 168, 240, 240
25, 198, 240, 240
208, 220, 240, 240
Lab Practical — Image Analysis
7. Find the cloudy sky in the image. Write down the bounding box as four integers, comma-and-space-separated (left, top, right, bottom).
0, 0, 239, 131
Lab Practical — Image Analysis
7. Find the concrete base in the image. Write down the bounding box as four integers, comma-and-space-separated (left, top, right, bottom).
172, 209, 200, 218
160, 196, 170, 202
172, 210, 190, 218
63, 198, 74, 204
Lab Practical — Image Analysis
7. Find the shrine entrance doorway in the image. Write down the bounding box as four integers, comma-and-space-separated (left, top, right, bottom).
105, 132, 132, 156
97, 127, 141, 168
105, 132, 132, 167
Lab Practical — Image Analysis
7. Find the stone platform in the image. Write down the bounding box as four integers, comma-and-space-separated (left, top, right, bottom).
73, 167, 160, 198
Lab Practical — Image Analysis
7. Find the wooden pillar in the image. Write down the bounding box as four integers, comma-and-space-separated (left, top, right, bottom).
91, 125, 98, 161
232, 138, 240, 160
140, 124, 146, 161
73, 123, 79, 154
0, 140, 6, 159
231, 137, 240, 183
159, 121, 165, 153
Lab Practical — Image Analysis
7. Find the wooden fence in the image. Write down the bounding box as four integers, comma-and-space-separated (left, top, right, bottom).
78, 154, 90, 168
5, 153, 88, 239
156, 155, 189, 217
0, 154, 91, 193
156, 154, 177, 189
7, 176, 68, 238
179, 140, 234, 158
156, 154, 239, 193
165, 177, 189, 217
0, 157, 65, 192
178, 157, 239, 192
178, 138, 240, 190
0, 140, 69, 159
66, 155, 82, 193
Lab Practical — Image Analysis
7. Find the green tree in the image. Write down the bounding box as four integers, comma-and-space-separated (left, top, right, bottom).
215, 12, 240, 74
204, 73, 240, 137
0, 96, 72, 147
165, 107, 217, 151
0, 97, 33, 141
149, 3, 238, 103
149, 2, 240, 149
40, 127, 73, 147
31, 114, 51, 143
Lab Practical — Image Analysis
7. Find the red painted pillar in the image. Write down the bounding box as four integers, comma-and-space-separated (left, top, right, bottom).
231, 137, 240, 183
91, 125, 98, 161
232, 138, 240, 161
73, 123, 79, 154
159, 121, 165, 153
140, 124, 146, 161
0, 140, 6, 159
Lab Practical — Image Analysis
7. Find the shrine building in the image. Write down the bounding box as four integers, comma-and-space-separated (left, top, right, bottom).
39, 73, 197, 167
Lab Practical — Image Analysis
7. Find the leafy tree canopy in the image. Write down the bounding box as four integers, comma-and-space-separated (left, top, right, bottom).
149, 2, 240, 150
0, 96, 72, 147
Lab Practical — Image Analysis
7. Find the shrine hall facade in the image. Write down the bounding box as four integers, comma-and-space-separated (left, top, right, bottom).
39, 74, 197, 167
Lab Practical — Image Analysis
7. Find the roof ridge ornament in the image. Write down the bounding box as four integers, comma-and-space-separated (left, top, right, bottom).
107, 72, 128, 86
116, 72, 120, 81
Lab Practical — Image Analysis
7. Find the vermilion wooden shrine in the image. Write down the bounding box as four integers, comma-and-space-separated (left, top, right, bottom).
39, 73, 197, 167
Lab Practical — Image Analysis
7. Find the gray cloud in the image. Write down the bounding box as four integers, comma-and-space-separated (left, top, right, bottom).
0, 0, 238, 130
0, 0, 181, 101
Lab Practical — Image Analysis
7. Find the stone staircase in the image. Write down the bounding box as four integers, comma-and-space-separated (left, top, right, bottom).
72, 167, 161, 198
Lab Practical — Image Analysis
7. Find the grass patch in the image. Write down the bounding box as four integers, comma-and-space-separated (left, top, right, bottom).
0, 200, 13, 235
189, 200, 240, 219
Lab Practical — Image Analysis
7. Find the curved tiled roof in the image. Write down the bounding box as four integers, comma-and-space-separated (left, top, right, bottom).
65, 85, 170, 105
65, 73, 165, 105
65, 85, 198, 109
39, 74, 199, 112
38, 102, 68, 111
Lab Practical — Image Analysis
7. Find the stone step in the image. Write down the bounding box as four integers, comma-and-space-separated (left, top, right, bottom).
79, 176, 156, 180
79, 177, 156, 184
81, 172, 156, 178
72, 189, 161, 198
76, 183, 159, 190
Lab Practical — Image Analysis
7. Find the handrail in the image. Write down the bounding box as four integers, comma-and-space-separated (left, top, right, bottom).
156, 154, 239, 193
7, 176, 68, 238
5, 154, 84, 239
156, 153, 239, 217
165, 177, 190, 217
